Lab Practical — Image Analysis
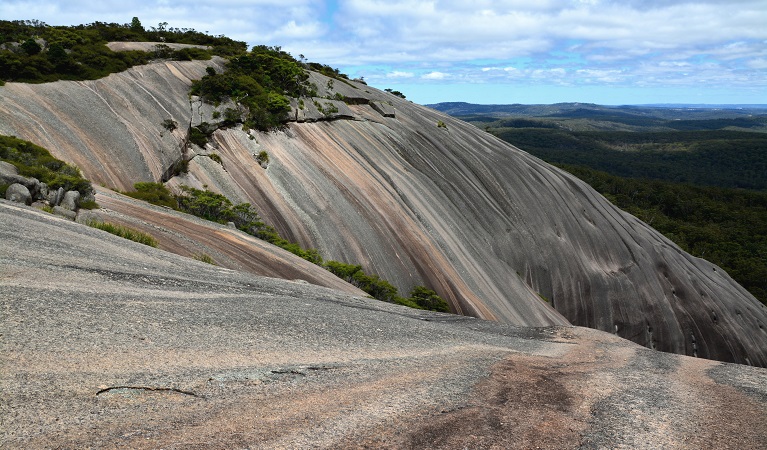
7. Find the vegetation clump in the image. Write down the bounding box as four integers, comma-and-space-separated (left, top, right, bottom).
126, 182, 451, 311
255, 151, 269, 167
161, 118, 178, 132
385, 88, 406, 99
86, 220, 158, 247
193, 253, 216, 265
325, 260, 450, 311
189, 45, 310, 131
124, 181, 177, 208
0, 19, 246, 84
207, 153, 223, 165
0, 134, 93, 196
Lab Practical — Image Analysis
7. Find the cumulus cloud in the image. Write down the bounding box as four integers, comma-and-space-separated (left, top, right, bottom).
386, 71, 415, 78
3, 0, 765, 100
422, 71, 448, 80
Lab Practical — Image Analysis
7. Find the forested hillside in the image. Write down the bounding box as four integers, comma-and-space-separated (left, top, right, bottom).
0, 18, 245, 83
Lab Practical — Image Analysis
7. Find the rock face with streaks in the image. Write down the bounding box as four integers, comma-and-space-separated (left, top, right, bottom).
1, 56, 766, 366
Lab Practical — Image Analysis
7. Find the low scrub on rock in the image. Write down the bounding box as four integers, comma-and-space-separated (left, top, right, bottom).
0, 134, 93, 197
189, 45, 310, 131
126, 182, 451, 312
86, 220, 158, 247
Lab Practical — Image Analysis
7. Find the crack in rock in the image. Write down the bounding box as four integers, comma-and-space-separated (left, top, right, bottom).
96, 386, 202, 398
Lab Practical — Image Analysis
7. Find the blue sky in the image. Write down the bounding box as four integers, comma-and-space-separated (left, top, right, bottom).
2, 0, 765, 105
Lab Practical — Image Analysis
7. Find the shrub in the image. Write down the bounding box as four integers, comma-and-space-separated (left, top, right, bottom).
161, 118, 178, 132
193, 253, 216, 265
86, 220, 158, 247
176, 185, 235, 222
223, 107, 242, 125
188, 125, 210, 147
170, 158, 189, 176
0, 134, 94, 197
408, 286, 451, 312
325, 260, 397, 303
256, 150, 269, 166
208, 153, 223, 165
125, 182, 177, 208
79, 199, 99, 210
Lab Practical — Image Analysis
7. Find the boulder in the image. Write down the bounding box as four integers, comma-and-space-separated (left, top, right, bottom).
5, 183, 31, 205
60, 190, 80, 211
38, 182, 49, 201
0, 160, 18, 176
0, 162, 35, 191
25, 177, 42, 199
53, 205, 77, 220
47, 187, 65, 207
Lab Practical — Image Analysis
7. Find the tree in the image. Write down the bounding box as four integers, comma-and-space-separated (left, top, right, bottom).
130, 17, 144, 33
21, 38, 41, 56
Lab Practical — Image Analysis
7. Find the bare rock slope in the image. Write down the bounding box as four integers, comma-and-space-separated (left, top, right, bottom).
2, 202, 766, 448
1, 59, 766, 365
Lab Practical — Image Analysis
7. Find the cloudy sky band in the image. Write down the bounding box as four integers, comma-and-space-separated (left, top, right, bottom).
1, 0, 764, 104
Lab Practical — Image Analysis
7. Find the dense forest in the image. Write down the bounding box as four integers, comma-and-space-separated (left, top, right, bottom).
493, 129, 767, 190
429, 103, 767, 305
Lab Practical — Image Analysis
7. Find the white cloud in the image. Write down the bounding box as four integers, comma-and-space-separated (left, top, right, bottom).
386, 71, 415, 78
2, 0, 766, 101
422, 71, 448, 80
747, 59, 767, 69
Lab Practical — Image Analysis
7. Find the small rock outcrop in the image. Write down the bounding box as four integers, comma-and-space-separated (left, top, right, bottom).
1, 161, 85, 216
48, 187, 65, 207
60, 190, 80, 211
371, 101, 396, 118
5, 183, 31, 205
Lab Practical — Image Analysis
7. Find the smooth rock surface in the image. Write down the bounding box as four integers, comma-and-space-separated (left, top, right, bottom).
1, 201, 766, 449
1, 58, 766, 366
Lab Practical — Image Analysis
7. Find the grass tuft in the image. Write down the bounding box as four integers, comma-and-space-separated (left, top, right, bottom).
86, 220, 158, 247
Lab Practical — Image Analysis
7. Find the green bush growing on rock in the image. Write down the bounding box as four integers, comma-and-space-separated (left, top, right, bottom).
86, 220, 158, 247
189, 124, 212, 147
408, 285, 451, 312
193, 253, 216, 265
189, 45, 309, 131
125, 182, 177, 208
0, 134, 94, 196
208, 153, 223, 165
256, 150, 269, 166
161, 118, 178, 132
324, 260, 450, 311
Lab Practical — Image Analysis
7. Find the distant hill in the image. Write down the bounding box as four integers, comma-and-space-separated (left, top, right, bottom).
428, 101, 767, 121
